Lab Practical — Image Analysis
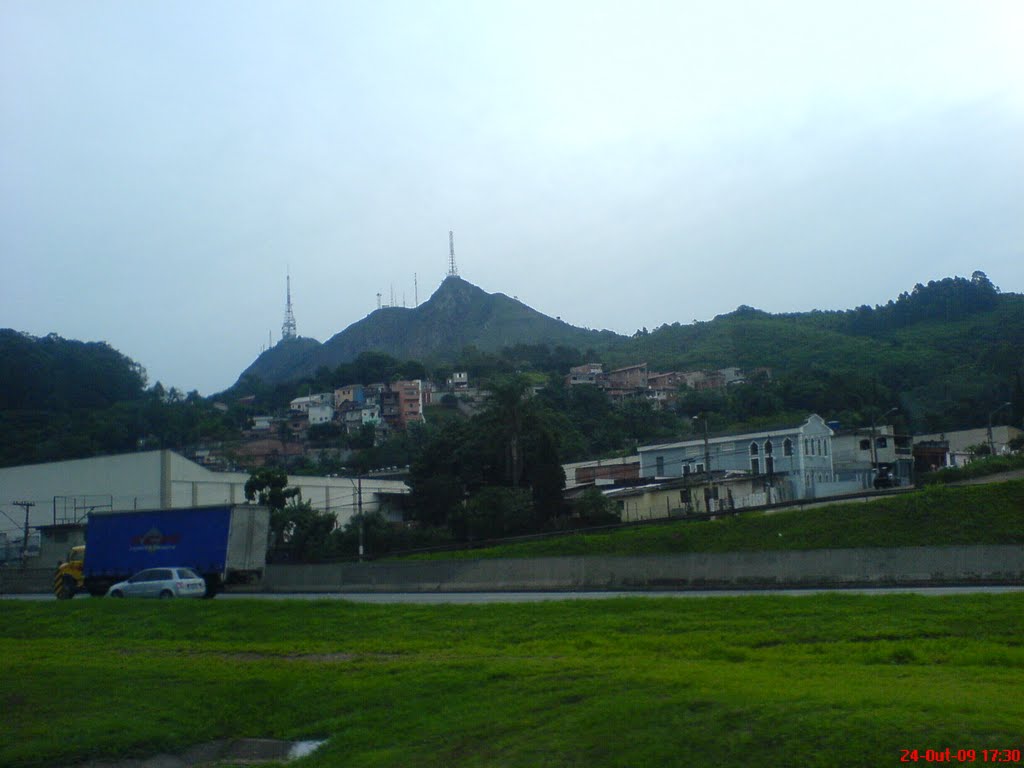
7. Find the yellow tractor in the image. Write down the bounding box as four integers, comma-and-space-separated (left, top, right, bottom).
54, 545, 86, 599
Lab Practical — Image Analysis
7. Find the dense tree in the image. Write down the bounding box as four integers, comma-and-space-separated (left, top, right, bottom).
407, 375, 566, 538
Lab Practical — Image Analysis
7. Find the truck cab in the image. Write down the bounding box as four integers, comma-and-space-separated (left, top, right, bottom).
54, 545, 86, 599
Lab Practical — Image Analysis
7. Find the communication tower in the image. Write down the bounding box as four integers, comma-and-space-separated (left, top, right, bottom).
448, 230, 458, 277
281, 272, 297, 341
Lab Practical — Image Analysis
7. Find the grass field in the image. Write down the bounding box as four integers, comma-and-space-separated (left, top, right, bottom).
406, 479, 1024, 560
3, 593, 1024, 767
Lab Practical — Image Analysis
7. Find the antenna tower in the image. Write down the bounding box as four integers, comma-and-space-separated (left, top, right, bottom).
281, 272, 297, 341
447, 230, 458, 277
376, 292, 382, 310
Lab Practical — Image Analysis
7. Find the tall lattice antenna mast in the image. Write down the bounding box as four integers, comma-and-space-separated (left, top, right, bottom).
281, 271, 297, 341
448, 230, 458, 277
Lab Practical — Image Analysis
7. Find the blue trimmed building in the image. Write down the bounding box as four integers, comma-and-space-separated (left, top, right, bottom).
637, 415, 849, 501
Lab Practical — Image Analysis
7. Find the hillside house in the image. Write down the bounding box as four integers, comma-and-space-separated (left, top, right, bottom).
307, 404, 334, 425
339, 402, 381, 435
289, 393, 332, 413
447, 372, 469, 390
566, 363, 605, 387
599, 472, 782, 521
334, 385, 365, 407
831, 425, 913, 487
638, 415, 856, 501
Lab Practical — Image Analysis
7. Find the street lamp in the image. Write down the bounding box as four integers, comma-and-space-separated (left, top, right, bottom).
870, 407, 897, 484
988, 401, 1012, 456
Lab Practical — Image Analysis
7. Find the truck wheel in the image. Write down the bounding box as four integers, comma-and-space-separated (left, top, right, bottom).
54, 575, 75, 600
159, 590, 174, 599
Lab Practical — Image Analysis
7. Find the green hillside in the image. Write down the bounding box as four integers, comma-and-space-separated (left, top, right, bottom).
607, 274, 1024, 431
404, 480, 1024, 560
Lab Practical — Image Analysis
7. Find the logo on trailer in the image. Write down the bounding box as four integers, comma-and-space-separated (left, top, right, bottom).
129, 528, 181, 553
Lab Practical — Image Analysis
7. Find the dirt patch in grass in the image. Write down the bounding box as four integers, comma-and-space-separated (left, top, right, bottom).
69, 738, 326, 768
114, 648, 358, 663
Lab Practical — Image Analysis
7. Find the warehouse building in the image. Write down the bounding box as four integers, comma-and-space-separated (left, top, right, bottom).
0, 450, 409, 547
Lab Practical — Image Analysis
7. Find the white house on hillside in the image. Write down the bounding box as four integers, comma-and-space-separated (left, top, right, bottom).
638, 415, 859, 500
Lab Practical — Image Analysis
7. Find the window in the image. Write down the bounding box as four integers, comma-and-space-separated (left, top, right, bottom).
683, 464, 690, 476
750, 442, 759, 455
765, 456, 774, 475
860, 439, 870, 451
695, 463, 705, 474
824, 440, 829, 456
680, 489, 691, 503
876, 437, 888, 448
656, 456, 664, 475
764, 440, 773, 456
751, 458, 760, 475
783, 438, 793, 456
804, 439, 809, 455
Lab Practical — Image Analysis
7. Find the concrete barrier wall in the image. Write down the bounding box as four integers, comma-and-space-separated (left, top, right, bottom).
264, 545, 1024, 592
0, 567, 53, 594
6, 547, 1021, 594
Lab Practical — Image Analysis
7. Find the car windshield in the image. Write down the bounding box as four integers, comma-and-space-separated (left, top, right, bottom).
177, 568, 200, 580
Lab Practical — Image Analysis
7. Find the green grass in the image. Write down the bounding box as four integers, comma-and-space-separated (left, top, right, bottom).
405, 479, 1024, 560
919, 454, 1024, 485
3, 594, 1024, 767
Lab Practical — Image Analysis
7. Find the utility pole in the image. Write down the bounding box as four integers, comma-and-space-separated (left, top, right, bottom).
357, 474, 364, 561
693, 414, 712, 513
988, 402, 1012, 456
13, 500, 35, 564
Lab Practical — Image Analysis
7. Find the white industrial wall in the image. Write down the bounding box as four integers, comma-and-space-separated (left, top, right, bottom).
0, 450, 409, 538
0, 452, 165, 533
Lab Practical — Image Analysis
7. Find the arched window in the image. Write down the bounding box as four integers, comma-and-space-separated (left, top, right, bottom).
783, 438, 793, 456
750, 442, 759, 455
764, 440, 773, 456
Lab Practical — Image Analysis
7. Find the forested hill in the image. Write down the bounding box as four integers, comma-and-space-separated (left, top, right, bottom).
0, 330, 146, 411
0, 330, 243, 468
606, 272, 1024, 431
236, 276, 620, 387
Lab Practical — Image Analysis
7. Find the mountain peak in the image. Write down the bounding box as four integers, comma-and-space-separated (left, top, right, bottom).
235, 277, 615, 387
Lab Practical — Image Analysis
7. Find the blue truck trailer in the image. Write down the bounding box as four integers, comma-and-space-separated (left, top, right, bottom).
54, 504, 270, 598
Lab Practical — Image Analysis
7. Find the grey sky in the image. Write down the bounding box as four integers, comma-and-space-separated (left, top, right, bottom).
2, 1, 1022, 395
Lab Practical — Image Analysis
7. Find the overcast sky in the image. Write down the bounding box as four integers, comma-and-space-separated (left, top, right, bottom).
2, 1, 1022, 395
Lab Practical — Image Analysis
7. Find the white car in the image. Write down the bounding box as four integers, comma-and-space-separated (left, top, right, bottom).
107, 567, 207, 599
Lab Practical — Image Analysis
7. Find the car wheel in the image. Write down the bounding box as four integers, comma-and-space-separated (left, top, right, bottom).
159, 590, 174, 600
110, 590, 124, 598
